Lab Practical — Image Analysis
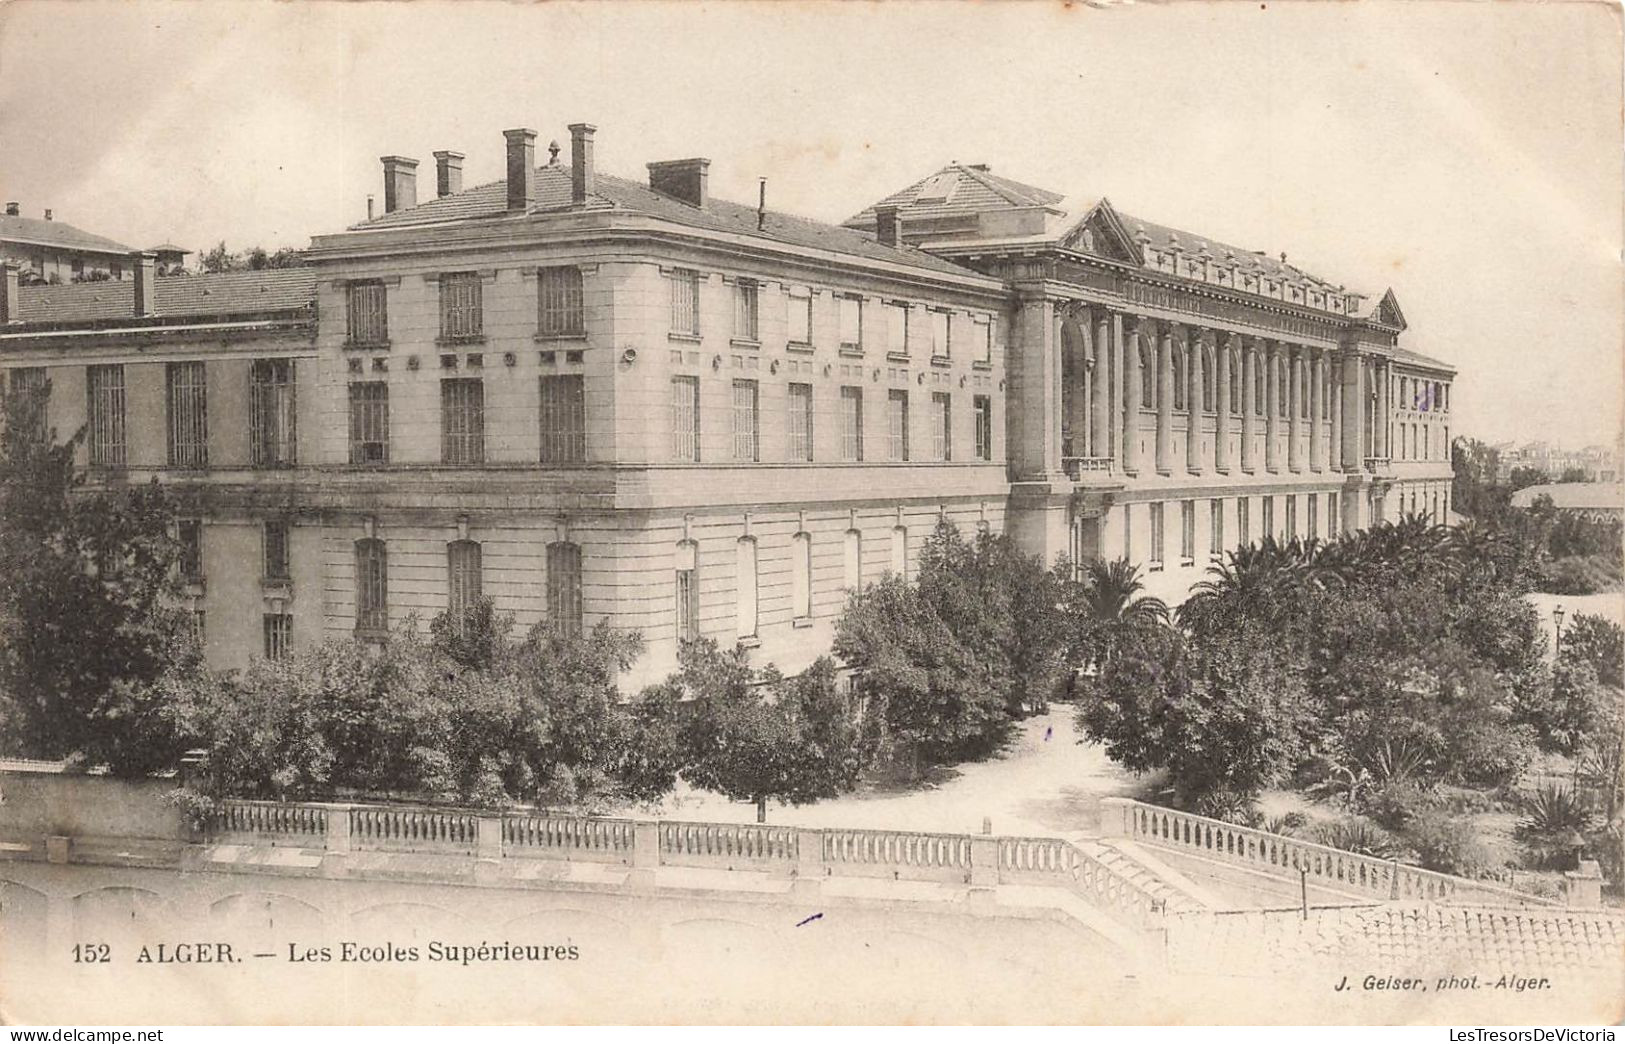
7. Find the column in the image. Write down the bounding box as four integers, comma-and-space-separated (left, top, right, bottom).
1288, 346, 1303, 473
1092, 310, 1111, 459
1110, 312, 1125, 468
1377, 359, 1391, 460
1340, 349, 1364, 471
1186, 326, 1204, 473
1156, 321, 1173, 475
1263, 340, 1280, 473
1309, 350, 1324, 472
1240, 338, 1256, 473
1123, 318, 1142, 475
1328, 353, 1343, 472
1215, 333, 1233, 472
1014, 296, 1063, 479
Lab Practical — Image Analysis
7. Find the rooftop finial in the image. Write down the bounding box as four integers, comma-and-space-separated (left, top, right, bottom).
548, 140, 561, 165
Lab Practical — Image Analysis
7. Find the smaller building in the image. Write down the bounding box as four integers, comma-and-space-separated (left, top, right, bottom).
0, 203, 134, 284
1510, 482, 1625, 521
147, 243, 192, 276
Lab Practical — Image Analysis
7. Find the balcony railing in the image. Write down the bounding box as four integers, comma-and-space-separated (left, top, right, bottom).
1364, 456, 1392, 472
1063, 456, 1115, 481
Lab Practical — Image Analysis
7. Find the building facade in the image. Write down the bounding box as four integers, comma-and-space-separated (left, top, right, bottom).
0, 202, 137, 284
0, 129, 1456, 678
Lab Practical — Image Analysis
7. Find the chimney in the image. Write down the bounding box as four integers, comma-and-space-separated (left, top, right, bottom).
0, 263, 18, 323
366, 194, 375, 221
433, 150, 464, 198
3, 203, 17, 217
42, 209, 52, 221
380, 156, 418, 214
874, 204, 903, 248
647, 158, 710, 208
568, 123, 596, 205
504, 128, 537, 212
131, 251, 157, 317
757, 178, 767, 231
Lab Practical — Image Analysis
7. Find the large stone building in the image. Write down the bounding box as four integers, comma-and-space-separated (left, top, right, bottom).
0, 126, 1456, 679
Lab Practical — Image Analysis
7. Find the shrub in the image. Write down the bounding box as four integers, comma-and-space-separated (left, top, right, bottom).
1314, 817, 1404, 859
1365, 780, 1436, 832
1541, 555, 1622, 596
1515, 784, 1597, 870
1404, 810, 1496, 878
1263, 812, 1308, 836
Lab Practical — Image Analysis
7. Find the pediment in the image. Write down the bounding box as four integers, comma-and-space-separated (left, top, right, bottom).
1060, 199, 1143, 264
1375, 288, 1408, 330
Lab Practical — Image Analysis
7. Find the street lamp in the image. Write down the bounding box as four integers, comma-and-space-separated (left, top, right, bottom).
1553, 604, 1566, 655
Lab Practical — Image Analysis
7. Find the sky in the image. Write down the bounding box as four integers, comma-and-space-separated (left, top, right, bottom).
1, 0, 1619, 449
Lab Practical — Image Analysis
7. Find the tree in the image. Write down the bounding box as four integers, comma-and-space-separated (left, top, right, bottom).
1452, 437, 1507, 520
674, 640, 871, 821
1508, 466, 1551, 492
199, 242, 306, 274
1560, 467, 1592, 484
1561, 613, 1625, 688
0, 379, 195, 774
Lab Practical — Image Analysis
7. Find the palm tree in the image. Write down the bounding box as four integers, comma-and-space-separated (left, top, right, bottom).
1177, 537, 1304, 635
1068, 558, 1169, 673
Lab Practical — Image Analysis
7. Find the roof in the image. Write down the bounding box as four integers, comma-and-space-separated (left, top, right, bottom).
10, 268, 315, 325
1391, 346, 1456, 373
347, 164, 978, 280
1510, 483, 1625, 512
844, 162, 1372, 307
147, 243, 192, 255
0, 215, 132, 256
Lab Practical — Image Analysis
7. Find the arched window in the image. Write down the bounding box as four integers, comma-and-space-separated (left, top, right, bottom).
355, 538, 388, 634
447, 539, 482, 629
674, 540, 699, 643
1201, 345, 1215, 413
547, 541, 583, 637
1139, 342, 1155, 408
843, 529, 862, 591
890, 525, 908, 579
735, 536, 758, 639
1172, 345, 1188, 412
792, 532, 812, 620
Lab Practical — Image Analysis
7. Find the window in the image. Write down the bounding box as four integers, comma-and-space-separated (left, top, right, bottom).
1172, 346, 1187, 411
178, 520, 203, 582
1277, 359, 1289, 417
441, 378, 485, 465
1237, 497, 1250, 546
1140, 342, 1156, 408
539, 375, 586, 463
263, 520, 290, 581
1286, 495, 1298, 539
885, 303, 909, 357
547, 542, 583, 637
788, 289, 813, 346
346, 281, 388, 345
843, 529, 862, 591
1307, 494, 1319, 540
733, 279, 759, 342
1149, 503, 1165, 569
931, 392, 951, 461
1327, 492, 1339, 538
1422, 426, 1430, 461
250, 359, 296, 468
973, 395, 992, 461
839, 295, 863, 351
262, 613, 292, 660
975, 316, 992, 365
1123, 504, 1133, 560
671, 376, 700, 461
792, 531, 812, 620
788, 382, 814, 462
1254, 356, 1266, 415
447, 540, 483, 626
86, 364, 126, 467
890, 525, 907, 578
1180, 500, 1195, 564
538, 266, 585, 337
729, 379, 760, 462
1229, 350, 1242, 415
355, 538, 388, 634
1300, 360, 1311, 418
6, 367, 48, 444
166, 361, 208, 468
1201, 348, 1215, 413
669, 268, 700, 336
887, 389, 909, 461
439, 272, 483, 341
1262, 496, 1275, 540
930, 310, 951, 360
735, 537, 758, 639
1209, 500, 1223, 560
675, 541, 699, 643
840, 386, 864, 461
348, 382, 389, 464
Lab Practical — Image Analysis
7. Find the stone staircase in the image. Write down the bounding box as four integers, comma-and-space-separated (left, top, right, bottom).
1075, 836, 1215, 914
